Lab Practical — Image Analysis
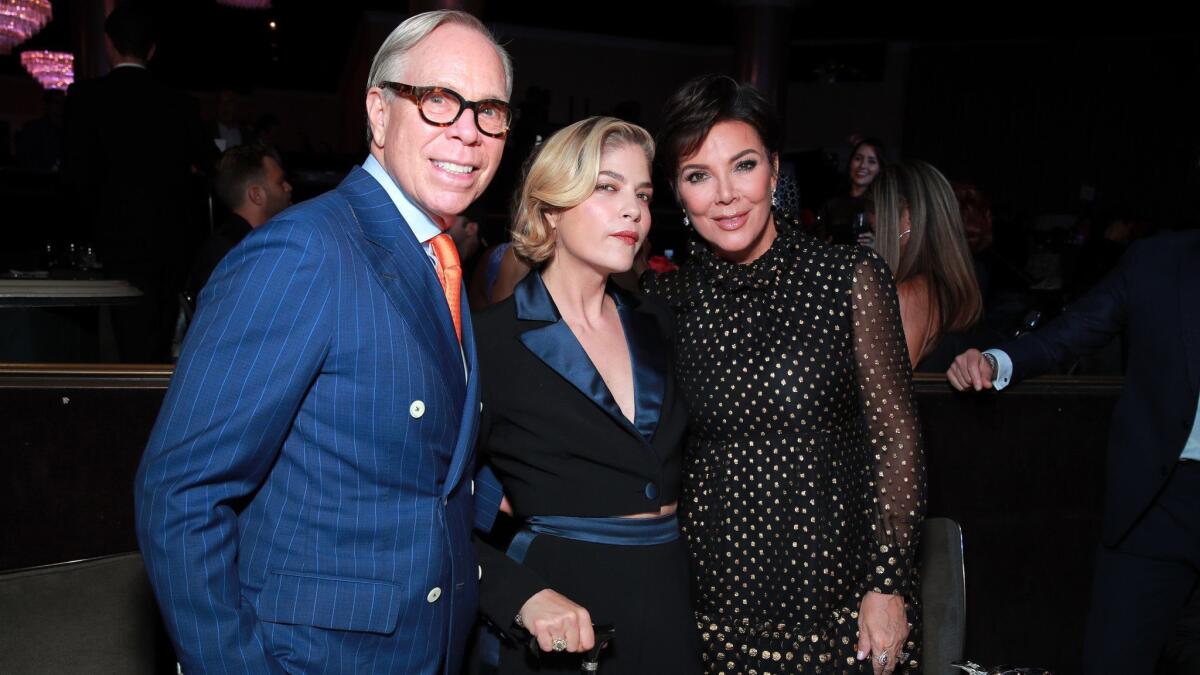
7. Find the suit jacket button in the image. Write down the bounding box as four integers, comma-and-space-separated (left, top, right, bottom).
427, 587, 442, 603
478, 565, 483, 580
409, 400, 426, 418
644, 482, 658, 500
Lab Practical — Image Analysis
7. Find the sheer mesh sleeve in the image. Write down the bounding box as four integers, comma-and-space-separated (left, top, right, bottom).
850, 250, 926, 596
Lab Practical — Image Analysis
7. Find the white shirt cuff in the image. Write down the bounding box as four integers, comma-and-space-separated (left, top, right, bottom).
984, 348, 1013, 390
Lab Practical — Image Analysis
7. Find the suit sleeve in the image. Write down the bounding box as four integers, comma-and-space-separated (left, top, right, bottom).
473, 465, 504, 533
134, 218, 333, 674
473, 533, 550, 636
472, 387, 504, 533
469, 327, 550, 635
1002, 239, 1135, 383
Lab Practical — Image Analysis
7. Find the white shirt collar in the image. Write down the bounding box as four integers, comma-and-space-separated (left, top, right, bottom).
362, 154, 442, 245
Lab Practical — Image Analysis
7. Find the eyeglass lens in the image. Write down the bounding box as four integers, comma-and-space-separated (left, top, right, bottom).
419, 89, 509, 135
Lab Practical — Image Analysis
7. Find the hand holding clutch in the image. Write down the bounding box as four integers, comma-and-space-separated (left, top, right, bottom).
517, 588, 595, 653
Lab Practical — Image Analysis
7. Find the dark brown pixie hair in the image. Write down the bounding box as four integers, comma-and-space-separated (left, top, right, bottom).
657, 75, 781, 188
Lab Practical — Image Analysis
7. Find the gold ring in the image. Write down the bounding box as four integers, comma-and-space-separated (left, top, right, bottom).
552, 637, 567, 652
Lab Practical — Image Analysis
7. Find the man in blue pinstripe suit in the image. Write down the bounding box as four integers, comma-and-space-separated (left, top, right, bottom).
135, 11, 511, 674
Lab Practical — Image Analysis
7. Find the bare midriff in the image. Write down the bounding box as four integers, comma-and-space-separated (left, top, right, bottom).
620, 501, 678, 519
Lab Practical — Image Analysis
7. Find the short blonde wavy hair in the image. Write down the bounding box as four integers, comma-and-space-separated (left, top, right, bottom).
510, 116, 654, 267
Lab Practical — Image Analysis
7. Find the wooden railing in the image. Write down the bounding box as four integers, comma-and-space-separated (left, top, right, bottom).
0, 366, 1122, 671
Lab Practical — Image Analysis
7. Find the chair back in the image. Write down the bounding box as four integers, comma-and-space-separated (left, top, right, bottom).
0, 552, 173, 674
921, 517, 967, 674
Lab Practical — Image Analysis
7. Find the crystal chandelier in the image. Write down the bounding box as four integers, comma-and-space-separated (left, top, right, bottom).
216, 0, 272, 8
21, 49, 73, 90
0, 0, 53, 54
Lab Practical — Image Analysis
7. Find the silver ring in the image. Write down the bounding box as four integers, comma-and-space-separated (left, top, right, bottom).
876, 650, 889, 666
552, 637, 568, 652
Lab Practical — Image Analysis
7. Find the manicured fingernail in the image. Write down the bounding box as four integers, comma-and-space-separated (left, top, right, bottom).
857, 650, 866, 660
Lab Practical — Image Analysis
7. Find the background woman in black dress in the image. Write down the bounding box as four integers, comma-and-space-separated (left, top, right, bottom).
643, 76, 925, 674
817, 137, 886, 246
473, 116, 701, 674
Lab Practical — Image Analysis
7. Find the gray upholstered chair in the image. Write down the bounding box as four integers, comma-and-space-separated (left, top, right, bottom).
920, 517, 967, 674
0, 552, 174, 674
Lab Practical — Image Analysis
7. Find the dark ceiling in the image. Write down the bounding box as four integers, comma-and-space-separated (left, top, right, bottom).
2, 1, 1192, 92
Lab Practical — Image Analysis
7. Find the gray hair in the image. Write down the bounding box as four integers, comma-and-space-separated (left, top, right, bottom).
366, 10, 513, 99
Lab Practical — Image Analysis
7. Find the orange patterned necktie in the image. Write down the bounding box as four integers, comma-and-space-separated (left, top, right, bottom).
429, 233, 462, 344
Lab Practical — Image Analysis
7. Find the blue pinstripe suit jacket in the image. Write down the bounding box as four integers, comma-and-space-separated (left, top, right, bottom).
135, 166, 483, 674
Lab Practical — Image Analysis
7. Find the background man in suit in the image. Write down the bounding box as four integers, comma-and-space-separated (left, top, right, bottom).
64, 1, 217, 362
135, 10, 512, 674
184, 144, 293, 304
947, 229, 1200, 673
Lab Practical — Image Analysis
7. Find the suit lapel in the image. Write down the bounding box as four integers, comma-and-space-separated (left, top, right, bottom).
515, 273, 664, 444
616, 293, 667, 443
1179, 234, 1200, 398
337, 167, 462, 390
444, 293, 480, 493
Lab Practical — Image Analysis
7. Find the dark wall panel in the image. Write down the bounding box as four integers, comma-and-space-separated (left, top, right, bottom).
1, 368, 1121, 672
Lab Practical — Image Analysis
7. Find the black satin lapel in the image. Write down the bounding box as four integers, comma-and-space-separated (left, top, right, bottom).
619, 305, 667, 442
519, 322, 634, 432
513, 270, 558, 322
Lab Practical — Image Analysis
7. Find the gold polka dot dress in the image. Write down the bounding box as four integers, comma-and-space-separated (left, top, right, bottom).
642, 219, 926, 673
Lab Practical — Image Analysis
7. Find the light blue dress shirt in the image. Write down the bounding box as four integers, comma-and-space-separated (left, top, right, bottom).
362, 154, 443, 265
983, 348, 1014, 390
1181, 399, 1200, 461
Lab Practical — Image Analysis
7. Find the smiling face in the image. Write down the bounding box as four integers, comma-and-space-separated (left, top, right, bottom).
548, 142, 653, 277
365, 23, 507, 228
676, 120, 778, 264
849, 143, 880, 191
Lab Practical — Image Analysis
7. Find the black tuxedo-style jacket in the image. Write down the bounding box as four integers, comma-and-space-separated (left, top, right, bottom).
471, 271, 689, 628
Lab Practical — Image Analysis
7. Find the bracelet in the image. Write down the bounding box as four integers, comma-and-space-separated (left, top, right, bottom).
981, 352, 998, 382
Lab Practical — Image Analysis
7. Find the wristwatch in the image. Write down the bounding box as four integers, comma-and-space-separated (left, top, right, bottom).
981, 352, 998, 382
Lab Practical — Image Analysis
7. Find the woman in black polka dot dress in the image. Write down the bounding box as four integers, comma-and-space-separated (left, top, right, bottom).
643, 76, 926, 674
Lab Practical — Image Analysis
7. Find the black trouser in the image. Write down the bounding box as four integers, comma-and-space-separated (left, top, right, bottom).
1083, 461, 1200, 674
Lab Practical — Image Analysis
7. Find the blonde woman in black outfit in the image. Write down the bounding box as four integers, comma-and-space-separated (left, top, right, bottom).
473, 116, 701, 674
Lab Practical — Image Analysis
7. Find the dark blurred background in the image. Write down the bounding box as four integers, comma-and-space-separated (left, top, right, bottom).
2, 0, 1197, 357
